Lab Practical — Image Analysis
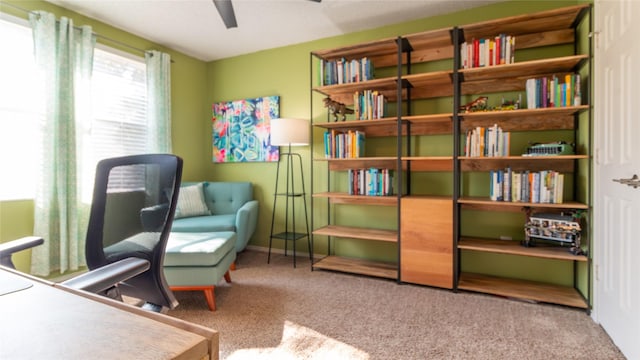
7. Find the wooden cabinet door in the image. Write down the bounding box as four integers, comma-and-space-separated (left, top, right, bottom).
400, 197, 453, 288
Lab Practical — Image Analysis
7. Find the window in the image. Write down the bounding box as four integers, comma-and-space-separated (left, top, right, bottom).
0, 16, 41, 200
0, 16, 148, 200
84, 47, 148, 195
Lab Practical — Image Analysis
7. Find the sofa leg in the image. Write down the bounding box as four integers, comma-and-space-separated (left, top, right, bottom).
224, 270, 232, 283
230, 262, 236, 271
170, 285, 217, 312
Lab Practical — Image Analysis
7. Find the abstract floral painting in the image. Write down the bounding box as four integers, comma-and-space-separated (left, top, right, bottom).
212, 95, 280, 163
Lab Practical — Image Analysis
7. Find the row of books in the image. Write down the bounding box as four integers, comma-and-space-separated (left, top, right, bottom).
464, 124, 511, 157
460, 34, 516, 69
489, 168, 564, 204
525, 74, 582, 109
323, 130, 365, 159
319, 57, 374, 86
353, 90, 387, 120
348, 168, 394, 196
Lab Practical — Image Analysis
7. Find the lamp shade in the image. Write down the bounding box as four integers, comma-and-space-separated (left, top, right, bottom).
270, 118, 310, 146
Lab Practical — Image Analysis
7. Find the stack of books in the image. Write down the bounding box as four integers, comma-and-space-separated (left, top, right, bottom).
460, 34, 515, 69
489, 167, 564, 203
464, 124, 510, 157
320, 57, 374, 86
526, 74, 581, 109
324, 130, 365, 159
353, 90, 386, 120
348, 168, 393, 196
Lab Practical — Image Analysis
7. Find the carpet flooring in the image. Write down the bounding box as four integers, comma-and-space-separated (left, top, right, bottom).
168, 250, 624, 360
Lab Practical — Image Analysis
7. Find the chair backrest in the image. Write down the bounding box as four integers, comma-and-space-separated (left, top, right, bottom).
85, 154, 183, 309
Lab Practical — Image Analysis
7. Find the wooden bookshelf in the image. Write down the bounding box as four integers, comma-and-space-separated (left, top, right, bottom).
310, 4, 592, 308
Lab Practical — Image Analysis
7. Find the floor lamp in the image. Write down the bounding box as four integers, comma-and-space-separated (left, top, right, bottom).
268, 118, 311, 268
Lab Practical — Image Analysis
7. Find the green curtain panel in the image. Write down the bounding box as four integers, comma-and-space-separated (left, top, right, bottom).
145, 50, 172, 153
29, 11, 95, 276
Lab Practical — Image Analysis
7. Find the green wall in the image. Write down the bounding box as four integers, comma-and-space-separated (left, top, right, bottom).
0, 0, 586, 275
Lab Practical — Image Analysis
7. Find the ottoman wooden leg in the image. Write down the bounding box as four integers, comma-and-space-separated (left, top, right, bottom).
224, 270, 232, 283
171, 285, 217, 312
202, 287, 216, 311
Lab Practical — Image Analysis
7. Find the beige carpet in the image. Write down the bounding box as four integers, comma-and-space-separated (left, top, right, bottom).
168, 250, 624, 360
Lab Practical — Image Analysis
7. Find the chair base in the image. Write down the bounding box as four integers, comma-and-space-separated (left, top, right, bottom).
170, 270, 232, 311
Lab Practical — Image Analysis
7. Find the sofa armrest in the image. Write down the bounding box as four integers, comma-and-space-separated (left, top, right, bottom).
234, 200, 258, 252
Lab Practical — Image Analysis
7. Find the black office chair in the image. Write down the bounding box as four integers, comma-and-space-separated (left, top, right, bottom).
0, 154, 183, 312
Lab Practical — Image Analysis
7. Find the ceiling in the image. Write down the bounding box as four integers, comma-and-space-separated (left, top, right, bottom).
47, 0, 503, 62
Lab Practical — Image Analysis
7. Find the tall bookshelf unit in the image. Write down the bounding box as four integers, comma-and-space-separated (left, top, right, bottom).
309, 4, 592, 309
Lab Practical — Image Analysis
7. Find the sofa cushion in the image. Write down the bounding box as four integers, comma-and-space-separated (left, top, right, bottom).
171, 214, 235, 233
175, 182, 210, 219
164, 232, 236, 267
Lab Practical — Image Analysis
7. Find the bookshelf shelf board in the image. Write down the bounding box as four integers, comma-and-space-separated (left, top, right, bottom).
311, 37, 398, 61
459, 4, 589, 41
458, 237, 588, 261
313, 77, 398, 105
314, 114, 453, 137
313, 255, 398, 279
316, 157, 399, 171
459, 155, 588, 172
313, 225, 397, 242
460, 55, 588, 83
458, 197, 589, 210
313, 192, 398, 206
402, 156, 453, 171
458, 272, 588, 309
402, 71, 455, 99
314, 118, 397, 130
459, 106, 588, 132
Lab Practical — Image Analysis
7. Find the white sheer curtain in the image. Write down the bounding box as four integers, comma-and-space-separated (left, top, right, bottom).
29, 11, 95, 276
145, 50, 172, 153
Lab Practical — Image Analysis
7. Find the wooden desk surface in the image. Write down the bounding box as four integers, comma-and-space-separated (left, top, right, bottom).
0, 268, 211, 359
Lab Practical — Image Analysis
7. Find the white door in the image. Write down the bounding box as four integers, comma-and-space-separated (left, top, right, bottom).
594, 1, 640, 359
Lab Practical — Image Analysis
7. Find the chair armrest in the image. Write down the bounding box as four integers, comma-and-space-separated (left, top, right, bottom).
0, 236, 44, 268
61, 257, 150, 294
234, 200, 259, 252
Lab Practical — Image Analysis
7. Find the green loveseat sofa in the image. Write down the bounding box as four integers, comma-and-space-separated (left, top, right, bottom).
170, 181, 258, 253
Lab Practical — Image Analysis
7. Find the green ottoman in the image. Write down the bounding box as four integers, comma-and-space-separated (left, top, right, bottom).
164, 231, 236, 311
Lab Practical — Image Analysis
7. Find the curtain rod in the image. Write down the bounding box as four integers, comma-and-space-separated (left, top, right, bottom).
2, 1, 159, 58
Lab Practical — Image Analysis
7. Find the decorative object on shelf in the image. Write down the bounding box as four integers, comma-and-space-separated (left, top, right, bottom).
460, 96, 488, 113
493, 95, 522, 111
523, 212, 583, 255
323, 97, 354, 122
523, 141, 575, 156
212, 95, 280, 163
268, 118, 312, 268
